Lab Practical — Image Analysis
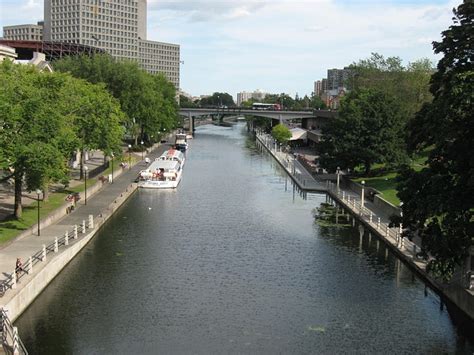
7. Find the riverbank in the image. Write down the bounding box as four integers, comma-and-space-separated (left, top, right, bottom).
0, 138, 176, 325
255, 131, 474, 324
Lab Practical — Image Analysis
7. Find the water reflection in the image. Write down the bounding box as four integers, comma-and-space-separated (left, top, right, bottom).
16, 123, 473, 354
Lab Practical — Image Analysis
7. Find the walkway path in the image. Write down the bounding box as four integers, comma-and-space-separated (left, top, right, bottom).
0, 139, 175, 299
256, 131, 474, 317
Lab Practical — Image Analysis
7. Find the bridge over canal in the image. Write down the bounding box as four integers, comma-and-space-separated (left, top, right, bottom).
178, 107, 336, 132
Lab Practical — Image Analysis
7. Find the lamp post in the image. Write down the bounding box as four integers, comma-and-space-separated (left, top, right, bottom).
111, 152, 114, 184
128, 144, 132, 170
336, 166, 341, 193
399, 202, 404, 234
361, 180, 365, 209
36, 189, 42, 236
141, 140, 144, 161
84, 165, 88, 205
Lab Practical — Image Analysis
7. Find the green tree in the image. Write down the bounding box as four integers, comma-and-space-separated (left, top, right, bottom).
200, 92, 235, 107
397, 1, 473, 281
318, 88, 406, 174
179, 95, 198, 108
271, 123, 292, 144
0, 62, 73, 217
54, 54, 177, 144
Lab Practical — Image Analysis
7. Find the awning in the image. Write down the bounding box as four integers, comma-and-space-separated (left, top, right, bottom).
289, 128, 307, 141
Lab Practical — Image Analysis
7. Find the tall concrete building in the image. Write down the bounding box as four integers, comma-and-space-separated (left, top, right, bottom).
327, 67, 351, 90
314, 80, 322, 97
236, 89, 267, 106
42, 0, 179, 89
3, 22, 44, 41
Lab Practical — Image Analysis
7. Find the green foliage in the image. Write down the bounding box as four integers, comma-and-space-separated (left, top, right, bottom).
397, 1, 473, 281
349, 53, 433, 121
318, 88, 407, 174
199, 92, 235, 107
53, 54, 178, 143
179, 95, 198, 108
271, 123, 292, 143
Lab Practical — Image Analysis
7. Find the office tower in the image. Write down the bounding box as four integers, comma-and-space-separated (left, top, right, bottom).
3, 22, 44, 41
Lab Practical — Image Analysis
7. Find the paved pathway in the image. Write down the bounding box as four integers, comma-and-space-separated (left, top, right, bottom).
0, 140, 175, 294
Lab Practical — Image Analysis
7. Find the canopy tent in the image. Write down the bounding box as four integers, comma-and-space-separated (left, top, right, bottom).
289, 127, 308, 141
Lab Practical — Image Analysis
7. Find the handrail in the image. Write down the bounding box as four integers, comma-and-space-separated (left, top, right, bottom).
0, 219, 92, 297
1, 308, 28, 354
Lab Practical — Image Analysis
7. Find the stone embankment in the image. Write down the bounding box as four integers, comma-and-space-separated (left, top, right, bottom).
0, 138, 175, 352
255, 132, 474, 323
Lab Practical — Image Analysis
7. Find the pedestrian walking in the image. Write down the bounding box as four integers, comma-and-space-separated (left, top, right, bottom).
15, 258, 24, 280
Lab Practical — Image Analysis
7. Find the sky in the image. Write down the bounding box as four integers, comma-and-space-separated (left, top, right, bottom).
0, 0, 459, 99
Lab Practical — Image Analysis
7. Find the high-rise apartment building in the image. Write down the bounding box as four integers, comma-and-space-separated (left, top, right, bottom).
314, 80, 322, 97
41, 0, 179, 89
236, 90, 267, 106
327, 67, 351, 90
3, 22, 44, 41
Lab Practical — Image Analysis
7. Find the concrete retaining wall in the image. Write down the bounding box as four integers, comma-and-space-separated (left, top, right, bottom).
373, 194, 401, 218
3, 183, 137, 322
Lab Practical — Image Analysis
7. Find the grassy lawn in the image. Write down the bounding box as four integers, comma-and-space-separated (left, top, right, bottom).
351, 151, 430, 207
352, 173, 400, 206
0, 156, 135, 246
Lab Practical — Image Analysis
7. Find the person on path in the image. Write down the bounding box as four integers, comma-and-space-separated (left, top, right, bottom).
15, 258, 24, 280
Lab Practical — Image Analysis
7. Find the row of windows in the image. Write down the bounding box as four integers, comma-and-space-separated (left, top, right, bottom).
81, 19, 136, 33
5, 28, 42, 35
82, 12, 137, 25
52, 19, 79, 26
52, 6, 80, 13
82, 8, 137, 19
3, 34, 42, 41
82, 32, 136, 44
52, 26, 79, 33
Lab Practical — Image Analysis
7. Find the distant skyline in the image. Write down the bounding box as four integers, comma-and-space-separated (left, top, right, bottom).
0, 0, 459, 99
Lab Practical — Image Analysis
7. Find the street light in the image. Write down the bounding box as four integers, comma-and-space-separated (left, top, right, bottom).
128, 144, 132, 170
141, 140, 144, 161
36, 189, 42, 236
84, 165, 88, 205
336, 166, 341, 193
111, 152, 114, 184
361, 180, 365, 209
399, 202, 404, 234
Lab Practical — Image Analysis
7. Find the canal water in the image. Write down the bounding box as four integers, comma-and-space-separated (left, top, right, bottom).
16, 124, 473, 354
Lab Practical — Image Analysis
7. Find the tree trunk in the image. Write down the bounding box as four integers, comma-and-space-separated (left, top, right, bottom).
364, 163, 371, 176
43, 183, 49, 202
14, 172, 23, 219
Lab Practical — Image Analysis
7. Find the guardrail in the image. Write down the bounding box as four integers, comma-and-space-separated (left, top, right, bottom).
0, 215, 94, 298
1, 308, 28, 354
327, 183, 426, 262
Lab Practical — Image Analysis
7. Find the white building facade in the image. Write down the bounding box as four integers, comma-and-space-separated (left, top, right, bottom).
3, 22, 44, 41
41, 0, 179, 89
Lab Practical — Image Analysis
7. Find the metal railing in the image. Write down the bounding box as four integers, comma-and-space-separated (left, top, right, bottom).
0, 216, 94, 298
1, 308, 28, 354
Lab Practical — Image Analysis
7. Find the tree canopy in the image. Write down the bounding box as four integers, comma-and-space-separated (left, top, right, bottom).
318, 88, 406, 174
199, 92, 235, 107
396, 1, 473, 280
0, 60, 124, 218
53, 54, 178, 144
271, 124, 292, 144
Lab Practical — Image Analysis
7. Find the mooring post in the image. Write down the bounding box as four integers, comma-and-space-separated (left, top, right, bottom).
74, 225, 78, 239
54, 237, 58, 252
377, 217, 381, 229
369, 212, 373, 223
42, 244, 46, 261
88, 214, 94, 229
65, 230, 69, 246
82, 220, 86, 234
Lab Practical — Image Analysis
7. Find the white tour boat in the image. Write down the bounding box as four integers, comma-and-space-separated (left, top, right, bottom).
175, 133, 188, 152
137, 158, 182, 189
157, 149, 185, 168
